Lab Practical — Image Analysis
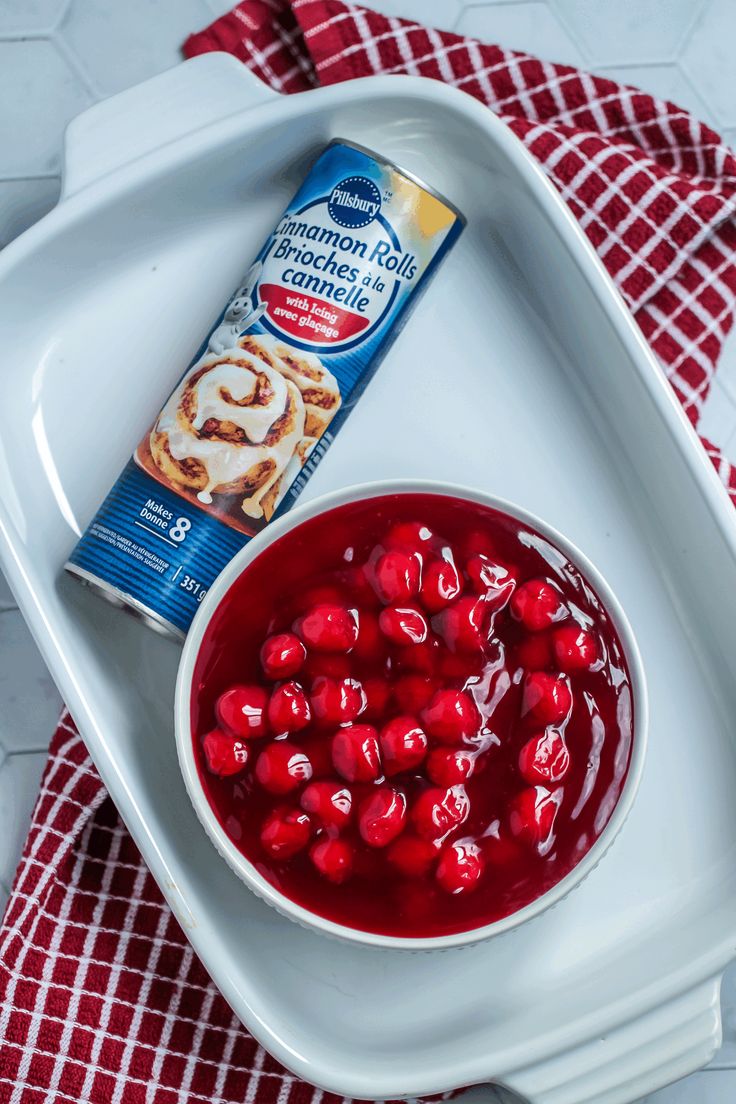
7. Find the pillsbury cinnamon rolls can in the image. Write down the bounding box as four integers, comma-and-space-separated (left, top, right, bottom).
66, 140, 465, 637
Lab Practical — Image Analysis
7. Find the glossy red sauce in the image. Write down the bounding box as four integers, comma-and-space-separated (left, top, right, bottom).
191, 494, 634, 937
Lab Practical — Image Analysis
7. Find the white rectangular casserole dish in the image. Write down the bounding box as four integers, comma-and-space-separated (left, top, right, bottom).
0, 52, 735, 1104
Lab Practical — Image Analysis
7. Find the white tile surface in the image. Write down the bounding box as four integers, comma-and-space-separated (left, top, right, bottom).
0, 750, 46, 894
0, 38, 92, 175
454, 1, 586, 65
640, 1071, 736, 1103
60, 0, 211, 95
549, 0, 706, 65
203, 0, 237, 15
1, 0, 735, 1098
371, 0, 463, 30
681, 0, 736, 126
0, 0, 67, 35
0, 610, 62, 754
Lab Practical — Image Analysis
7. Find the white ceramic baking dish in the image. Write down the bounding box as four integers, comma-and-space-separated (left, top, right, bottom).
0, 52, 735, 1104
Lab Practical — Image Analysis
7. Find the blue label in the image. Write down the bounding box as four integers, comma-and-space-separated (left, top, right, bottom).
68, 141, 463, 634
69, 461, 248, 634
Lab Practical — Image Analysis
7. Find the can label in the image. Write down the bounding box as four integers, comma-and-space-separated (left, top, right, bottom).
67, 141, 464, 634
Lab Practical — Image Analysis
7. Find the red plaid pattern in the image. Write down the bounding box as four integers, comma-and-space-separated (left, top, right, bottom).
2, 1, 736, 1100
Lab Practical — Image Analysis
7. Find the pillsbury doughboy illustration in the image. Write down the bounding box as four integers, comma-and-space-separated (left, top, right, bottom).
208, 262, 265, 353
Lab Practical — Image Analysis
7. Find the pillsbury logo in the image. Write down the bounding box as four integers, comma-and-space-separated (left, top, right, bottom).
327, 175, 382, 229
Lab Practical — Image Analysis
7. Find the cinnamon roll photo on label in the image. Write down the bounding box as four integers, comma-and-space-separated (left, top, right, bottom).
66, 141, 465, 637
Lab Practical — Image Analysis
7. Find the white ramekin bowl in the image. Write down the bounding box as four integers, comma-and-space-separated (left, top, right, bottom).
175, 479, 648, 950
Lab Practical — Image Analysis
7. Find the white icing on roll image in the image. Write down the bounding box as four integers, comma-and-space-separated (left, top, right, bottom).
146, 347, 306, 523
237, 333, 341, 438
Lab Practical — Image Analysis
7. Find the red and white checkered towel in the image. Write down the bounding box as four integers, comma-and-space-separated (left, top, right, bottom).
2, 2, 736, 1101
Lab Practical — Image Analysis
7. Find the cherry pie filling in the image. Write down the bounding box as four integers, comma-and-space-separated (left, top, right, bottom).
192, 495, 633, 937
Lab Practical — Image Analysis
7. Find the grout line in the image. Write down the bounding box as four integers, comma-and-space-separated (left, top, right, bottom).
674, 0, 711, 57
673, 64, 717, 124
0, 29, 54, 42
50, 31, 101, 100
3, 747, 51, 758
51, 0, 74, 33
599, 58, 696, 72
680, 55, 735, 130
536, 4, 593, 67
451, 0, 551, 34
0, 173, 59, 184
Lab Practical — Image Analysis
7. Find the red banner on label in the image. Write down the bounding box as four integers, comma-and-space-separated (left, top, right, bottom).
260, 284, 370, 344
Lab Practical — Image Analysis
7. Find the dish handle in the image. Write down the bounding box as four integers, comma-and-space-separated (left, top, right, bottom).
61, 53, 279, 200
500, 975, 722, 1104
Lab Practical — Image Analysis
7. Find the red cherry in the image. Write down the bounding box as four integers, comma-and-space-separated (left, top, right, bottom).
359, 787, 408, 848
514, 632, 554, 671
202, 729, 249, 777
332, 724, 382, 782
519, 730, 570, 784
436, 841, 484, 894
379, 606, 428, 646
303, 652, 351, 681
394, 638, 439, 675
426, 747, 475, 786
384, 521, 433, 551
216, 685, 269, 739
508, 786, 559, 846
295, 583, 344, 614
421, 688, 480, 745
522, 672, 572, 724
300, 733, 333, 778
387, 833, 437, 877
412, 786, 470, 840
300, 780, 353, 829
373, 549, 421, 604
341, 566, 378, 606
379, 716, 428, 775
310, 676, 364, 726
435, 596, 488, 654
461, 527, 496, 559
260, 807, 312, 859
255, 741, 313, 794
552, 625, 598, 671
438, 651, 481, 680
466, 555, 516, 610
298, 604, 358, 652
267, 681, 311, 734
361, 676, 392, 721
352, 610, 383, 662
310, 837, 354, 884
260, 633, 306, 680
393, 674, 437, 714
420, 558, 461, 612
510, 579, 564, 631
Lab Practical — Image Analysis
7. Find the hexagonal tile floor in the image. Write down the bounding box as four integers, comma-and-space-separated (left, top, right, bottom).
0, 1, 734, 1100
